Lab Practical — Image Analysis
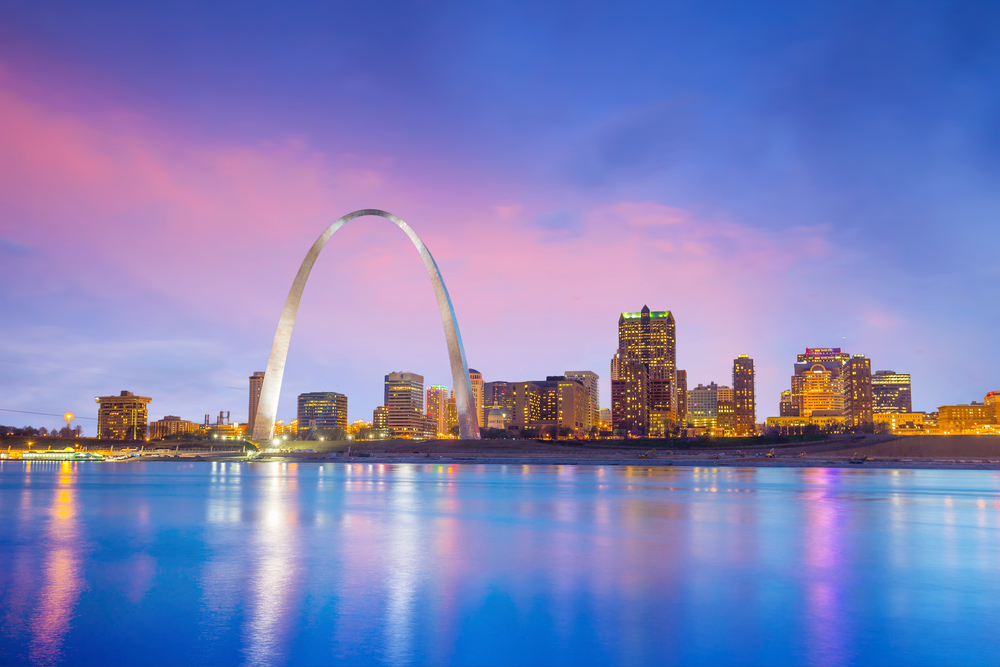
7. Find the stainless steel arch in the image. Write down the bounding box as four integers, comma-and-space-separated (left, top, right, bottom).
251, 209, 481, 441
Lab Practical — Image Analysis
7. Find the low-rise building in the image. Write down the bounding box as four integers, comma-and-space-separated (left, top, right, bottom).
149, 415, 198, 440
96, 391, 152, 441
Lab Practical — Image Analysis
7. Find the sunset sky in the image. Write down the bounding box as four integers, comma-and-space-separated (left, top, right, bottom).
1, 2, 998, 433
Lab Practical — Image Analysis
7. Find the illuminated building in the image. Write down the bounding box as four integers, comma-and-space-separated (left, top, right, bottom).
765, 415, 846, 434
446, 391, 458, 435
787, 348, 850, 416
373, 406, 388, 429
248, 371, 265, 434
149, 415, 198, 440
987, 391, 1000, 421
272, 419, 296, 437
938, 401, 997, 434
469, 369, 485, 427
873, 412, 927, 434
616, 306, 677, 436
296, 392, 348, 437
564, 371, 599, 430
687, 382, 721, 429
732, 356, 756, 436
843, 355, 873, 429
611, 379, 626, 431
96, 391, 151, 441
872, 371, 912, 413
790, 348, 850, 417
426, 385, 450, 436
484, 381, 514, 419
676, 370, 688, 427
779, 390, 795, 416
598, 408, 612, 432
716, 399, 735, 436
512, 376, 590, 437
610, 349, 621, 381
386, 372, 425, 438
486, 406, 511, 430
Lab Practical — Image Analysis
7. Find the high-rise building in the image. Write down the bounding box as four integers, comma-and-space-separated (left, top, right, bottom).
610, 350, 621, 381
296, 392, 348, 438
386, 372, 425, 438
96, 390, 152, 440
790, 348, 850, 417
676, 370, 688, 427
716, 399, 735, 436
248, 371, 265, 433
426, 385, 449, 436
843, 355, 873, 429
779, 390, 795, 416
512, 376, 590, 437
687, 382, 724, 429
872, 371, 912, 414
732, 356, 756, 436
469, 368, 485, 427
484, 381, 514, 417
446, 390, 458, 436
616, 306, 677, 436
564, 371, 599, 430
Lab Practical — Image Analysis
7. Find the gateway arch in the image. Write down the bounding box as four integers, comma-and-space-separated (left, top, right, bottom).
251, 209, 481, 441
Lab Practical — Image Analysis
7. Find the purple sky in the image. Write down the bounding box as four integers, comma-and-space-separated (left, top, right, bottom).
1, 2, 998, 434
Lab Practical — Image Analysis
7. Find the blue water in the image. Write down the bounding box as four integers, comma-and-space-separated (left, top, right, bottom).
1, 461, 1000, 666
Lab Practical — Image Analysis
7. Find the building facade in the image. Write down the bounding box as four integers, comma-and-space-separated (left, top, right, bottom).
732, 356, 756, 436
790, 348, 850, 417
96, 390, 152, 441
512, 376, 590, 437
149, 415, 198, 440
296, 392, 348, 438
676, 369, 688, 428
426, 385, 450, 436
469, 368, 485, 427
248, 371, 265, 434
843, 355, 873, 429
386, 371, 425, 438
872, 371, 912, 413
614, 306, 677, 436
564, 371, 599, 430
484, 381, 515, 418
687, 382, 721, 429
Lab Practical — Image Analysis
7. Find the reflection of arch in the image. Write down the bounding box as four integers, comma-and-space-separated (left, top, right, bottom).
251, 209, 480, 441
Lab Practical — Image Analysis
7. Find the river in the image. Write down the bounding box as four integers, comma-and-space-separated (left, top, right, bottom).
1, 460, 999, 665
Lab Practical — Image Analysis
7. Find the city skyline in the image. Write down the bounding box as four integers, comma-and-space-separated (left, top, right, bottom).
1, 4, 998, 432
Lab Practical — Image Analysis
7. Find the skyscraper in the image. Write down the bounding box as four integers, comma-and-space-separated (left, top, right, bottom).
249, 371, 265, 433
564, 371, 599, 430
616, 306, 676, 436
732, 356, 755, 436
386, 371, 425, 439
469, 368, 484, 427
96, 390, 151, 441
296, 392, 348, 438
872, 371, 912, 413
687, 382, 720, 428
676, 369, 688, 427
426, 385, 449, 436
843, 355, 873, 430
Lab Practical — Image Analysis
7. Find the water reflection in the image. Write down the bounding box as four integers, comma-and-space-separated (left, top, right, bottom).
29, 462, 84, 665
242, 463, 302, 666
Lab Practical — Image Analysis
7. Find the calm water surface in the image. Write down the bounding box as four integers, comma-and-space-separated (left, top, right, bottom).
1, 461, 999, 666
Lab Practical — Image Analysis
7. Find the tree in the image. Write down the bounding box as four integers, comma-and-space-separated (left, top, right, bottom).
449, 425, 460, 437
557, 426, 572, 439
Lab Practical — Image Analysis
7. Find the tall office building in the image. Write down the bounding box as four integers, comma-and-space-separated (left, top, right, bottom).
687, 382, 721, 428
484, 381, 514, 416
610, 349, 621, 381
386, 372, 425, 438
426, 385, 449, 436
732, 356, 756, 436
296, 392, 348, 438
446, 390, 458, 435
676, 370, 688, 427
96, 390, 152, 440
564, 371, 599, 430
843, 355, 873, 429
790, 348, 850, 417
248, 371, 265, 432
872, 371, 912, 413
469, 368, 485, 427
512, 376, 590, 437
616, 306, 677, 436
